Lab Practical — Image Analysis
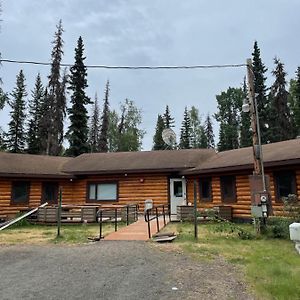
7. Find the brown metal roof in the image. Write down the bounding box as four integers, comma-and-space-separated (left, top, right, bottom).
0, 152, 73, 178
62, 149, 216, 175
1, 139, 299, 178
182, 139, 300, 175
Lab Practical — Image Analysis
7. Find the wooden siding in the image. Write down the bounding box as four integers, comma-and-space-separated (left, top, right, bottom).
69, 174, 169, 210
187, 168, 300, 219
0, 178, 72, 218
0, 174, 170, 218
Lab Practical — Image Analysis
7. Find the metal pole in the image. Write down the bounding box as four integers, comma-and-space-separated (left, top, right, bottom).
99, 210, 103, 240
163, 205, 166, 226
193, 180, 198, 240
126, 205, 129, 225
156, 207, 159, 232
57, 188, 62, 238
114, 208, 118, 232
147, 210, 151, 238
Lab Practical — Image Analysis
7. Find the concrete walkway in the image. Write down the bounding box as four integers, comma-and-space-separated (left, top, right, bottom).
105, 216, 169, 241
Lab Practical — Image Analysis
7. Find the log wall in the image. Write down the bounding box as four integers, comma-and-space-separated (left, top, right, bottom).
0, 178, 72, 218
0, 173, 170, 218
187, 167, 300, 219
69, 173, 169, 210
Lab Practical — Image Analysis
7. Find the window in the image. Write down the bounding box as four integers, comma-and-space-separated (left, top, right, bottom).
220, 176, 236, 203
173, 181, 183, 197
88, 182, 118, 201
199, 178, 212, 202
274, 171, 297, 202
11, 181, 30, 204
42, 182, 58, 204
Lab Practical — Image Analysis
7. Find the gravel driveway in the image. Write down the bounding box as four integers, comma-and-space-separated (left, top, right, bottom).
0, 241, 253, 300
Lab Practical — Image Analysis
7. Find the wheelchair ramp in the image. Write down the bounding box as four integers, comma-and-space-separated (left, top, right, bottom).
105, 216, 169, 241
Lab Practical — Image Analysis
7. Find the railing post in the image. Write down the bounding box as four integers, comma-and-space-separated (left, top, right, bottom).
147, 209, 151, 238
163, 205, 166, 226
156, 207, 159, 232
126, 205, 129, 225
99, 210, 103, 240
115, 208, 118, 232
135, 204, 138, 221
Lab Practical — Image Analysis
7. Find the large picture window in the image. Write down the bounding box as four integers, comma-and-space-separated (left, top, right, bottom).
220, 176, 236, 203
88, 182, 118, 201
199, 177, 212, 202
274, 171, 297, 202
11, 181, 30, 204
42, 182, 59, 204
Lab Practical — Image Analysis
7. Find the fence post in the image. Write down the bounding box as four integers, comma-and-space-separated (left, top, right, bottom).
147, 209, 151, 238
126, 205, 129, 225
114, 208, 118, 232
194, 180, 198, 240
163, 205, 166, 226
99, 210, 103, 240
156, 207, 159, 232
57, 188, 62, 238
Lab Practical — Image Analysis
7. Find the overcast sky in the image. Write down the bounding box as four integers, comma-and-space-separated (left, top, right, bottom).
1, 0, 300, 150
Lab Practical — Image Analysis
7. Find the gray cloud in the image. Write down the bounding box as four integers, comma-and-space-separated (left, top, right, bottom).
1, 0, 300, 149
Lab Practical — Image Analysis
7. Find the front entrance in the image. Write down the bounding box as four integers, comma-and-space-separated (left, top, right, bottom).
170, 178, 187, 218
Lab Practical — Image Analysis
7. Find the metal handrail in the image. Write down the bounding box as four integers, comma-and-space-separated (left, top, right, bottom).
144, 204, 170, 239
97, 203, 139, 240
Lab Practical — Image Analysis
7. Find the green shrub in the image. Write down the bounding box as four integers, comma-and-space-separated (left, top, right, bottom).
213, 220, 255, 240
266, 217, 293, 239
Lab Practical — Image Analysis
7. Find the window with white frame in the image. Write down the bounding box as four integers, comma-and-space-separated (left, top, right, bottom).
87, 182, 118, 201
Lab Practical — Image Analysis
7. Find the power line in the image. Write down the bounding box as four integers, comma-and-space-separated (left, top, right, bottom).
0, 59, 247, 70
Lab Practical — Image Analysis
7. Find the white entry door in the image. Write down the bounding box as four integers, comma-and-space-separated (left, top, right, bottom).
170, 178, 187, 217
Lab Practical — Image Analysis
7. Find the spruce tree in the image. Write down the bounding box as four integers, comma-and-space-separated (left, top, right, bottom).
27, 73, 45, 154
116, 99, 145, 152
163, 105, 175, 128
179, 107, 192, 149
268, 58, 294, 142
215, 87, 242, 151
66, 36, 91, 157
98, 80, 110, 152
188, 106, 206, 148
152, 114, 166, 150
252, 41, 270, 143
88, 93, 100, 152
204, 114, 215, 149
240, 78, 252, 147
289, 67, 300, 136
43, 20, 67, 155
7, 70, 27, 153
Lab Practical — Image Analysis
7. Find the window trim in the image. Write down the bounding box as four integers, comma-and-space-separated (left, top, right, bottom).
41, 182, 59, 204
86, 181, 119, 202
220, 175, 237, 203
199, 177, 212, 202
11, 181, 30, 205
274, 171, 297, 203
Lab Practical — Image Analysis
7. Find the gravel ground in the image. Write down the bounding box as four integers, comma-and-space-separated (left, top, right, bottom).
0, 241, 254, 300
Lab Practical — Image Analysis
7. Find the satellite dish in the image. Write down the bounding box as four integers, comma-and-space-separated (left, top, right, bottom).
162, 128, 176, 146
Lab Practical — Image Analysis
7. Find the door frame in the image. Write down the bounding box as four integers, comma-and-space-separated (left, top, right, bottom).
169, 177, 187, 217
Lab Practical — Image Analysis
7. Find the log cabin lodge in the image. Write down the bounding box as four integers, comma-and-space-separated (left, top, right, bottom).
0, 138, 299, 221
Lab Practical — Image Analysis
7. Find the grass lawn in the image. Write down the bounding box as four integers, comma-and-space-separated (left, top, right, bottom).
161, 222, 300, 300
0, 223, 120, 245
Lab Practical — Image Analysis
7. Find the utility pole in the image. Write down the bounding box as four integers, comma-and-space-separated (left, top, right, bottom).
246, 59, 269, 226
246, 58, 261, 176
246, 58, 266, 192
